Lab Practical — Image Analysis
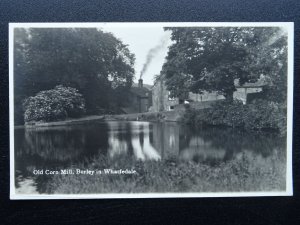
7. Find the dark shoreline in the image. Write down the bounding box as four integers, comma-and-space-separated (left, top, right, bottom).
15, 110, 185, 129
16, 115, 105, 129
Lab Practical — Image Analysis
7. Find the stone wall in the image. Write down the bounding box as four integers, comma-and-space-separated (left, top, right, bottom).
234, 87, 263, 104
152, 78, 179, 112
128, 90, 152, 113
174, 100, 224, 111
189, 91, 225, 102
139, 97, 149, 113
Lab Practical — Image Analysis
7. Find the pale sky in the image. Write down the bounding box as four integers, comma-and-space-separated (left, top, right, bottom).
101, 25, 172, 85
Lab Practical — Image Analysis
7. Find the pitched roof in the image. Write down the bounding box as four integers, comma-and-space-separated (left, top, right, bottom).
130, 86, 150, 98
234, 78, 266, 88
235, 81, 266, 88
132, 83, 152, 90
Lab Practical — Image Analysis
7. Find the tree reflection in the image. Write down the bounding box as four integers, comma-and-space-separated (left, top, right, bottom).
107, 122, 161, 160
15, 123, 109, 192
178, 125, 285, 164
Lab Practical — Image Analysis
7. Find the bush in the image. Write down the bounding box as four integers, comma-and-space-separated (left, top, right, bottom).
243, 100, 285, 131
180, 105, 197, 124
183, 99, 286, 133
198, 100, 245, 127
23, 85, 86, 123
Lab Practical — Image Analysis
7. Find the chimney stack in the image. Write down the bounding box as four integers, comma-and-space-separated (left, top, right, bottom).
138, 79, 143, 88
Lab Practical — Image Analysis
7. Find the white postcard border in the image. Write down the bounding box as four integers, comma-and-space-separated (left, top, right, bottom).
9, 22, 294, 199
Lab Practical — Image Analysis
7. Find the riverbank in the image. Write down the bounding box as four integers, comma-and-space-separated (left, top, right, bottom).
19, 110, 185, 128
105, 110, 185, 122
182, 100, 287, 135
43, 149, 286, 194
20, 115, 105, 129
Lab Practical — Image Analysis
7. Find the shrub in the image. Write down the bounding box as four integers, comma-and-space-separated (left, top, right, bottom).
183, 99, 286, 133
188, 100, 245, 128
23, 85, 86, 123
243, 100, 284, 131
180, 106, 197, 124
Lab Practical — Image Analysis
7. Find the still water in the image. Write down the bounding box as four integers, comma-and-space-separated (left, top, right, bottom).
14, 121, 284, 194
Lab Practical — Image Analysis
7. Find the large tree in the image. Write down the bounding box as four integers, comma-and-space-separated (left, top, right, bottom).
14, 28, 135, 123
162, 27, 287, 102
247, 28, 288, 103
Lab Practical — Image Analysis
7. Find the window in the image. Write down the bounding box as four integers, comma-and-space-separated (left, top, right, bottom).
168, 91, 175, 101
169, 105, 174, 111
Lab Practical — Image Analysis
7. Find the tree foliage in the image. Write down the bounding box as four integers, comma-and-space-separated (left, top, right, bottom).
247, 28, 288, 103
14, 28, 135, 124
23, 85, 86, 122
162, 27, 287, 102
183, 99, 286, 134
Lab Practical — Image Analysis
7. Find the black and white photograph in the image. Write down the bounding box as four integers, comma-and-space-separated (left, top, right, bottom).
9, 22, 293, 199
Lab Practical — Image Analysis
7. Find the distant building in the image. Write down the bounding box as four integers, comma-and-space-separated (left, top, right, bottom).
151, 76, 264, 112
124, 79, 152, 113
151, 76, 225, 112
151, 76, 179, 112
234, 81, 265, 104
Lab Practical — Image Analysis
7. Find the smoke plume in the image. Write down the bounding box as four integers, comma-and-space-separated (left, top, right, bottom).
140, 35, 169, 79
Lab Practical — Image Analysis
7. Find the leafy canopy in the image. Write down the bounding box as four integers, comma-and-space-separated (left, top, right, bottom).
162, 27, 287, 101
14, 28, 135, 123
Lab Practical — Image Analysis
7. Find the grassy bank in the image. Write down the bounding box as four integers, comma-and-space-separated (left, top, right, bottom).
43, 149, 286, 194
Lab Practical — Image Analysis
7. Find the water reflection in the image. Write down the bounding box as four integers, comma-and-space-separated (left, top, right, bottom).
14, 121, 285, 194
180, 137, 226, 163
107, 122, 161, 160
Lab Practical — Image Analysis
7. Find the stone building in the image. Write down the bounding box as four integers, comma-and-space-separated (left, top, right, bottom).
234, 82, 264, 104
124, 79, 152, 113
151, 76, 226, 112
151, 76, 264, 112
151, 76, 179, 112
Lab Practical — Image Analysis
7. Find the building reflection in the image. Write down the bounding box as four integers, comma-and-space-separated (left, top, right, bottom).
107, 121, 161, 160
152, 122, 180, 159
105, 121, 283, 164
